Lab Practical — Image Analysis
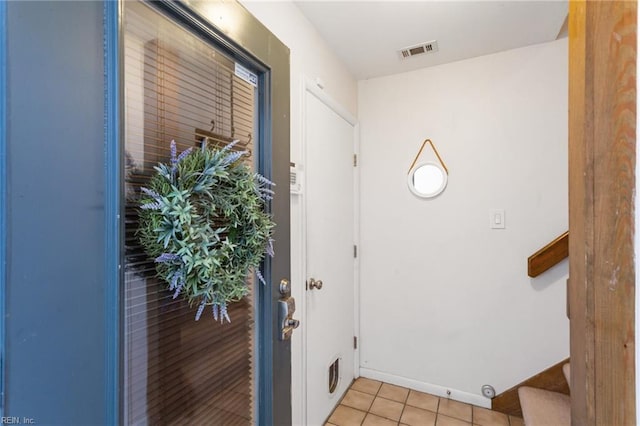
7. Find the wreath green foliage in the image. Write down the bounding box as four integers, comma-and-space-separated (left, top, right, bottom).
138, 140, 275, 323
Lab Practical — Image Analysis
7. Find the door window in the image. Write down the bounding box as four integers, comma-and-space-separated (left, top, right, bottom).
123, 2, 258, 423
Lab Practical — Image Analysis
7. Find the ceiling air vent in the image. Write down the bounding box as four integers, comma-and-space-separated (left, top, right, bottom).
399, 40, 439, 60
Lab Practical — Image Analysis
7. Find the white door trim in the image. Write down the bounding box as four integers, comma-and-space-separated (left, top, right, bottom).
297, 76, 360, 425
303, 78, 357, 127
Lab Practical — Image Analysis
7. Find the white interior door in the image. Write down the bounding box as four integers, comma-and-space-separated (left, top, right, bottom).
305, 89, 356, 425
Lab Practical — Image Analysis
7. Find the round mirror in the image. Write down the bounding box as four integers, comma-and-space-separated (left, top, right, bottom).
408, 162, 448, 198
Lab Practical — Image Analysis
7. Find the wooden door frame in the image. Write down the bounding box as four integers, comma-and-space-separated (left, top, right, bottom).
569, 1, 636, 424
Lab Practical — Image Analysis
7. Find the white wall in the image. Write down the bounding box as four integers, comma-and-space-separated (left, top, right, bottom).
239, 2, 357, 424
240, 2, 357, 163
358, 39, 569, 405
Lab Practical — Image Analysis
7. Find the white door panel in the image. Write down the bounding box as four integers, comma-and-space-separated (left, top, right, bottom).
305, 91, 355, 425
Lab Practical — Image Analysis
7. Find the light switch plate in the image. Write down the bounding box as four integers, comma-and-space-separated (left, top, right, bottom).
490, 209, 505, 229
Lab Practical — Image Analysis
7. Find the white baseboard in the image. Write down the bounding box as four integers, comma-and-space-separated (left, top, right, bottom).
359, 368, 491, 409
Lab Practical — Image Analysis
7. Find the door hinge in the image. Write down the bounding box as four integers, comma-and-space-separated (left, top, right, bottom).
353, 154, 357, 167
353, 245, 357, 258
353, 336, 358, 349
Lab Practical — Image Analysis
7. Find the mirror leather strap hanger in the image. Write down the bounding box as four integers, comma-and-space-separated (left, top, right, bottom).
407, 138, 449, 175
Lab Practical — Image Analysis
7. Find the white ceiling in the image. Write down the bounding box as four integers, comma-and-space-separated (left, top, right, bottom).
294, 1, 568, 80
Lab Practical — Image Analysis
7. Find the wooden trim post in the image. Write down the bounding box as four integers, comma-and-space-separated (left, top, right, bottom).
569, 1, 636, 424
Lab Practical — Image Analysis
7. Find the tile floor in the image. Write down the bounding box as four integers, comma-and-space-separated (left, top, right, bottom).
325, 378, 525, 426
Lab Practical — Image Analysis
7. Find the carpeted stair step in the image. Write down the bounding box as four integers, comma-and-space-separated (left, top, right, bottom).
563, 363, 570, 389
518, 386, 570, 426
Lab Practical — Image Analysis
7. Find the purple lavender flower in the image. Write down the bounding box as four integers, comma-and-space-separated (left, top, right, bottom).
220, 140, 240, 154
140, 201, 162, 210
221, 150, 247, 166
259, 187, 275, 201
195, 300, 206, 321
155, 253, 179, 263
221, 302, 231, 323
256, 269, 266, 285
176, 147, 193, 164
169, 273, 180, 291
140, 187, 161, 201
212, 303, 219, 321
266, 238, 275, 258
170, 140, 177, 168
172, 282, 183, 299
255, 174, 276, 187
170, 141, 192, 173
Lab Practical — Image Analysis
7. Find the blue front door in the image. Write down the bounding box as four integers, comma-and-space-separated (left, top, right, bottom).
0, 1, 291, 424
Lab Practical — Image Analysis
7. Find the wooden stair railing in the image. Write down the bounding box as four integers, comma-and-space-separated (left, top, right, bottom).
527, 231, 569, 277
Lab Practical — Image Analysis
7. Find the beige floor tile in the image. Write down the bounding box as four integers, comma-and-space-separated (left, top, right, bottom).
438, 399, 472, 423
400, 405, 437, 426
406, 390, 439, 412
509, 416, 525, 426
352, 377, 383, 395
378, 383, 410, 403
436, 414, 472, 426
369, 397, 405, 421
472, 406, 509, 426
342, 389, 376, 412
327, 404, 367, 426
362, 413, 399, 426
327, 380, 515, 426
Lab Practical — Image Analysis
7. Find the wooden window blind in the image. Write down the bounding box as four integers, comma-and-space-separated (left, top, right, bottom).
123, 3, 257, 424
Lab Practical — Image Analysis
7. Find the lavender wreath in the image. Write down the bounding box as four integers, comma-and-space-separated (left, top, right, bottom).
138, 140, 275, 323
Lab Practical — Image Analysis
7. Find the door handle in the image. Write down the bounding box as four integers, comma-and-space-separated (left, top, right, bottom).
278, 296, 300, 340
307, 278, 323, 290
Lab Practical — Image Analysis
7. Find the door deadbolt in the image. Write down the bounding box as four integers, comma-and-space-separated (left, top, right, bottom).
279, 279, 291, 295
307, 278, 323, 290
